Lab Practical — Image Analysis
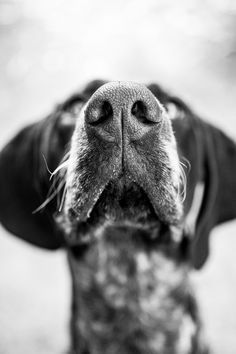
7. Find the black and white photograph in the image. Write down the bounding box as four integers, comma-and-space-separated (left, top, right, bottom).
0, 1, 236, 353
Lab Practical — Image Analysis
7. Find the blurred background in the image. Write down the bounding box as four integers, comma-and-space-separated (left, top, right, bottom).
0, 0, 236, 353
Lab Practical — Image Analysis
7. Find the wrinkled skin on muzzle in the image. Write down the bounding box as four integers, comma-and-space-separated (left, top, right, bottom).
57, 82, 198, 354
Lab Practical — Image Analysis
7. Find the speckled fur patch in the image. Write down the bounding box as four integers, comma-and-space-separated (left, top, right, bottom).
68, 224, 204, 354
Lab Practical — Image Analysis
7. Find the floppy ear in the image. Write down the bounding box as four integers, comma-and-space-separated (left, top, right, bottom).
0, 82, 105, 249
148, 83, 236, 269
0, 89, 86, 249
173, 114, 236, 269
191, 121, 236, 269
0, 117, 66, 249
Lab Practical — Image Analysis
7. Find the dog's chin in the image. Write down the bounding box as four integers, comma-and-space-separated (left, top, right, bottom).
90, 179, 159, 225
60, 178, 162, 245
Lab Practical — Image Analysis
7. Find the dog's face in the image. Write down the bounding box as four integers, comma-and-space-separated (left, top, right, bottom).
4, 78, 234, 352
54, 82, 197, 353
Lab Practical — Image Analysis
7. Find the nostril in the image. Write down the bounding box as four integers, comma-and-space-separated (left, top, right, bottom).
131, 101, 156, 125
89, 101, 113, 126
131, 101, 146, 122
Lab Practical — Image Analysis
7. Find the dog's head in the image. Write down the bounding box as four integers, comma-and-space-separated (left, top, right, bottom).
1, 79, 236, 268
54, 82, 196, 353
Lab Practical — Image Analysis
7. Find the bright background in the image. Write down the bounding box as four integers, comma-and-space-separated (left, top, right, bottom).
0, 1, 236, 353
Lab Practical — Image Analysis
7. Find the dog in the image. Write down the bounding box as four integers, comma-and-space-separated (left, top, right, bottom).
0, 80, 235, 353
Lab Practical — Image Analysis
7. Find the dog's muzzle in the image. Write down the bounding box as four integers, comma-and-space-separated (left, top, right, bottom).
62, 82, 183, 231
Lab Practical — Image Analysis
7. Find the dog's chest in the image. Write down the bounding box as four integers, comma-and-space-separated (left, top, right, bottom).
69, 231, 197, 354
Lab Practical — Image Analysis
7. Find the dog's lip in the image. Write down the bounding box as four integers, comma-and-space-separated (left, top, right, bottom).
76, 182, 109, 221
67, 176, 159, 223
88, 178, 159, 220
65, 166, 182, 226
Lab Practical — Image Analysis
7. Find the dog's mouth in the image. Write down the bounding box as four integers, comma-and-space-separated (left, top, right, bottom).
94, 177, 157, 223
59, 174, 162, 245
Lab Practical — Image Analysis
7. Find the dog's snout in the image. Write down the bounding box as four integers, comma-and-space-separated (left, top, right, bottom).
84, 81, 162, 142
65, 80, 182, 225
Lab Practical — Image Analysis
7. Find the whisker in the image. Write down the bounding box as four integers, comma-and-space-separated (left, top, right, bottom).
178, 162, 187, 202
59, 184, 67, 212
50, 159, 69, 180
41, 153, 53, 177
180, 156, 191, 172
33, 152, 70, 213
32, 179, 65, 213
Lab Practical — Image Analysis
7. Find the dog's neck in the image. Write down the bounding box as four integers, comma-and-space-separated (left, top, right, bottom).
67, 223, 200, 354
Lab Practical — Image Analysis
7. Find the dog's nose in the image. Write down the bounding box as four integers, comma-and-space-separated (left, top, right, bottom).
84, 82, 163, 142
